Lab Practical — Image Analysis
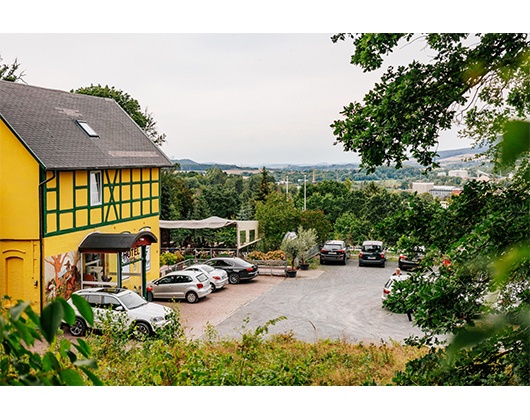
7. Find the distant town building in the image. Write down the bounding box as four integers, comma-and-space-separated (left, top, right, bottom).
430, 186, 462, 199
448, 169, 469, 178
412, 182, 435, 194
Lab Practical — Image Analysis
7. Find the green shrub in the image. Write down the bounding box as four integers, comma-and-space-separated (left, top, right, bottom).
0, 296, 102, 386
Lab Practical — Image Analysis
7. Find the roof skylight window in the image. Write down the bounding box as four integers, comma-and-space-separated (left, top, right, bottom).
77, 120, 99, 137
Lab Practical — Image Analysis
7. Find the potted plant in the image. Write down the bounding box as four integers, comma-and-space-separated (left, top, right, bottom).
297, 227, 317, 270
280, 227, 318, 276
280, 232, 300, 277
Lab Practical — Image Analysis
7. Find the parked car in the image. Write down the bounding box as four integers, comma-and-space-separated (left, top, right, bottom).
146, 270, 212, 303
184, 263, 228, 292
203, 257, 258, 284
358, 240, 386, 267
398, 246, 425, 271
320, 240, 349, 265
382, 271, 410, 302
67, 288, 174, 337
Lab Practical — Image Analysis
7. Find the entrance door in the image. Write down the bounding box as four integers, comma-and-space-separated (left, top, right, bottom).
3, 256, 25, 305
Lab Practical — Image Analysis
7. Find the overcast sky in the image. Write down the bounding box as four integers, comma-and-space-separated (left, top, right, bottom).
2, 4, 517, 168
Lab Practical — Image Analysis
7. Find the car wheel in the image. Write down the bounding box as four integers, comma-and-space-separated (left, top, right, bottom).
359, 261, 363, 267
69, 317, 87, 337
186, 291, 199, 303
342, 257, 346, 265
228, 273, 240, 284
146, 291, 154, 302
320, 259, 325, 265
210, 282, 216, 292
134, 321, 152, 338
381, 261, 386, 268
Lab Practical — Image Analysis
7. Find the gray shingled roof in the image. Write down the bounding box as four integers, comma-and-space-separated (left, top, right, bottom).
0, 81, 173, 170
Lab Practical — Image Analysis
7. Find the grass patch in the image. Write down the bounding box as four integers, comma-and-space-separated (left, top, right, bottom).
85, 313, 426, 386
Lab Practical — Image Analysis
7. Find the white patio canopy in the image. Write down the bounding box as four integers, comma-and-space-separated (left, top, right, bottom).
159, 216, 260, 250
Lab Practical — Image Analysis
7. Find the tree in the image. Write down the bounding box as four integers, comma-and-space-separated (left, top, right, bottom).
160, 165, 194, 220
385, 159, 530, 385
331, 33, 530, 172
300, 210, 332, 244
72, 84, 166, 145
0, 54, 25, 82
254, 167, 276, 203
255, 192, 301, 251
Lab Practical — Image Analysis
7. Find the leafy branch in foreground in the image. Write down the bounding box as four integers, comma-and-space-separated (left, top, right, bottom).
0, 297, 102, 385
331, 33, 530, 172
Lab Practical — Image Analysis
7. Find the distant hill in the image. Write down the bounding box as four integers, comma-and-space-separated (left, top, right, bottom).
434, 147, 488, 161
174, 147, 487, 172
174, 159, 257, 172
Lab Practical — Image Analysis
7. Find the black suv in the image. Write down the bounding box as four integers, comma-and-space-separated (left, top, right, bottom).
320, 240, 349, 265
358, 240, 386, 267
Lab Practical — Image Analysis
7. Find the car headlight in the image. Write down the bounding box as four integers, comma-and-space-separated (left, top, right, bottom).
151, 316, 165, 323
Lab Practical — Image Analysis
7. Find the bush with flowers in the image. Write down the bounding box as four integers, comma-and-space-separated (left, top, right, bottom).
248, 250, 286, 261
160, 250, 184, 266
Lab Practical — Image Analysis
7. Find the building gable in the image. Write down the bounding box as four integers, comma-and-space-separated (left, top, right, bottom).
0, 81, 173, 170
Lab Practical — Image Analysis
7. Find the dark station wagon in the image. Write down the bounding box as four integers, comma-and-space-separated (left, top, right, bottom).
358, 240, 386, 267
320, 240, 349, 265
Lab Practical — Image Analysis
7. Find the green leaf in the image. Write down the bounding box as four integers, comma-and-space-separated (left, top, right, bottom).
42, 351, 61, 372
73, 338, 92, 358
71, 294, 94, 325
500, 120, 530, 169
9, 301, 30, 321
59, 297, 76, 325
80, 367, 105, 386
40, 300, 64, 343
59, 368, 85, 386
74, 358, 98, 369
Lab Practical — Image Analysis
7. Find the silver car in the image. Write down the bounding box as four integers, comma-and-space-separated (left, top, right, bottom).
382, 273, 410, 302
146, 270, 212, 303
67, 288, 174, 337
184, 264, 228, 292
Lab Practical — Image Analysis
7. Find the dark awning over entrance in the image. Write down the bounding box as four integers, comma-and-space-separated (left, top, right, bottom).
78, 231, 158, 253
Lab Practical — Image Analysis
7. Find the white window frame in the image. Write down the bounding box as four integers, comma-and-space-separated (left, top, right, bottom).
90, 171, 102, 206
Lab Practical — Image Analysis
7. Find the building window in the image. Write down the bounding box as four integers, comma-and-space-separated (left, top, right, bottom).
77, 120, 99, 137
90, 171, 102, 206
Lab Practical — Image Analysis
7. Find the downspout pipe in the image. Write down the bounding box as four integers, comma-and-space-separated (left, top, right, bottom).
38, 169, 56, 312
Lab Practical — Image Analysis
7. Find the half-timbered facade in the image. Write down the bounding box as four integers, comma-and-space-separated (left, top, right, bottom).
0, 81, 173, 311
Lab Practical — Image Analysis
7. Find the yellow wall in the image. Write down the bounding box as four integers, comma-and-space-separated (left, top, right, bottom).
0, 120, 41, 239
0, 121, 41, 308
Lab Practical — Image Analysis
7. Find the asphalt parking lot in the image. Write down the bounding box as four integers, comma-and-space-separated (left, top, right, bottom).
172, 259, 424, 343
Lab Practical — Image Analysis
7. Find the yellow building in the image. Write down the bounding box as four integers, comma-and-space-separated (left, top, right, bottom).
0, 81, 173, 311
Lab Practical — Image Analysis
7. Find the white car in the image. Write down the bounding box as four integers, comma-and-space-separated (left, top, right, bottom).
146, 270, 212, 303
382, 273, 410, 302
67, 288, 174, 337
184, 264, 228, 292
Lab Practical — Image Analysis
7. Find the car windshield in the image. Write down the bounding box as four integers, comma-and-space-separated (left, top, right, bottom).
118, 291, 147, 309
324, 243, 342, 250
232, 257, 250, 266
363, 245, 382, 252
196, 265, 214, 273
197, 273, 209, 282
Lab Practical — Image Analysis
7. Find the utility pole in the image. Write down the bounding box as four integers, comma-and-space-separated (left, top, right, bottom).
303, 174, 306, 211
286, 175, 289, 196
